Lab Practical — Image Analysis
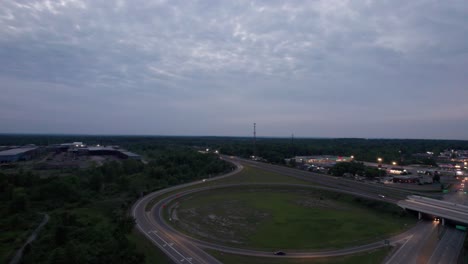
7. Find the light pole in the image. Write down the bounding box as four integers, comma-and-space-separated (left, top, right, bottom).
377, 158, 383, 178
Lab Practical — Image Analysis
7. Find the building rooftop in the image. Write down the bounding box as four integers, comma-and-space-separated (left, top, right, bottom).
87, 146, 116, 151
0, 147, 38, 156
120, 151, 140, 157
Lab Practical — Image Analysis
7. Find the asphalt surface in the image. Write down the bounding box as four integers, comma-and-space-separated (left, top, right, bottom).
132, 157, 464, 263
386, 186, 467, 264
428, 227, 465, 264
131, 160, 243, 264
398, 198, 468, 224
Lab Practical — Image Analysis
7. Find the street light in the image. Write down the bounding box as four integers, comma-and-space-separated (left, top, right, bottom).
392, 161, 397, 166
377, 157, 383, 178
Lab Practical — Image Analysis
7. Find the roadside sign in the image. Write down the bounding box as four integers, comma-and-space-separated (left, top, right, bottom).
456, 225, 467, 231
443, 189, 449, 193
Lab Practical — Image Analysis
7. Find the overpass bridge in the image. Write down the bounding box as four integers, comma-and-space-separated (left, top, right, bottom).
398, 195, 468, 226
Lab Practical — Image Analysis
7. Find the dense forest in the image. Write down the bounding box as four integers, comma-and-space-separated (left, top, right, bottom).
0, 143, 233, 264
1, 134, 468, 165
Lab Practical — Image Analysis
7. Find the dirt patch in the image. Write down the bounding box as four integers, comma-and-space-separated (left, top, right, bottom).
176, 199, 270, 245
296, 197, 350, 211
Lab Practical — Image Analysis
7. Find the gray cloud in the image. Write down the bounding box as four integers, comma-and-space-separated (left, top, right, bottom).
1, 0, 468, 139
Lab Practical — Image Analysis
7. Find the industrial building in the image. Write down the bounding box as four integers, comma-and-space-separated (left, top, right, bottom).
393, 175, 419, 184
85, 146, 141, 160
0, 147, 39, 163
288, 155, 353, 166
48, 143, 141, 161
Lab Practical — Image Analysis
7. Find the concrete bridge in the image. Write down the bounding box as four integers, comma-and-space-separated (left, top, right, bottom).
398, 195, 468, 226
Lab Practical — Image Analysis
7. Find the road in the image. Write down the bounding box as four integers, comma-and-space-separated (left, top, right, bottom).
386, 184, 467, 263
427, 227, 465, 264
398, 198, 468, 224
151, 182, 419, 258
133, 157, 464, 263
384, 221, 438, 264
234, 157, 440, 202
132, 159, 244, 264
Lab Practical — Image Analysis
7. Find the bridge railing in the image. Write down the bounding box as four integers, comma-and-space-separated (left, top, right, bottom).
407, 195, 468, 212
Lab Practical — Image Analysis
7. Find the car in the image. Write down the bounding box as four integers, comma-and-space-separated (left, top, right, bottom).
378, 194, 385, 198
274, 251, 286, 256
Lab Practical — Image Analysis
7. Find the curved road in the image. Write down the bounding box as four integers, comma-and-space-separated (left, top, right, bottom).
133, 157, 431, 263
153, 183, 421, 258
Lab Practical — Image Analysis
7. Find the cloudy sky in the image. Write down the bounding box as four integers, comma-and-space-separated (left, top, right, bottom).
1, 0, 468, 139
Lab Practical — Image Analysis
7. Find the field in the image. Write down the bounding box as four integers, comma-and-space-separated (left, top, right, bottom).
145, 165, 315, 211
171, 186, 415, 250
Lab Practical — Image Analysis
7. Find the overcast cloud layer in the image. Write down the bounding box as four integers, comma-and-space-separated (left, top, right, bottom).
1, 0, 468, 139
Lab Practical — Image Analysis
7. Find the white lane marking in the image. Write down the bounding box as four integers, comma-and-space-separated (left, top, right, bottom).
384, 235, 413, 264
149, 231, 192, 263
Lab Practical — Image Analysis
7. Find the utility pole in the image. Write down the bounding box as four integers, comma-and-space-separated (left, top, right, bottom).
253, 123, 257, 158
291, 133, 295, 157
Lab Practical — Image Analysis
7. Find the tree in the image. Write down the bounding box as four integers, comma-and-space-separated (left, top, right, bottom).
433, 172, 441, 183
9, 188, 29, 213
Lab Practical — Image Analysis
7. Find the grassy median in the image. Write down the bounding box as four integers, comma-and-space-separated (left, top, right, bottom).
171, 186, 414, 250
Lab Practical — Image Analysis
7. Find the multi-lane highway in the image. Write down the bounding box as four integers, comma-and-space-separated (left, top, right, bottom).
398, 195, 468, 224
132, 156, 465, 264
131, 160, 244, 264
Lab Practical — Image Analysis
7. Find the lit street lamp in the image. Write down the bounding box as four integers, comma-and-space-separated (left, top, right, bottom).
392, 161, 397, 166
377, 157, 383, 178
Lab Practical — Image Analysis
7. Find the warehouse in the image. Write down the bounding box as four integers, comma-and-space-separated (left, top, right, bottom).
85, 146, 141, 160
0, 147, 39, 163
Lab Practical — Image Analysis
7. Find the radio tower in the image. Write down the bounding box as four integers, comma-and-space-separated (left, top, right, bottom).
253, 123, 257, 158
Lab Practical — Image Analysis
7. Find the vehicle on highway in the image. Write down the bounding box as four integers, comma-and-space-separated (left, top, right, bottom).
378, 194, 385, 198
274, 251, 286, 256
434, 217, 440, 222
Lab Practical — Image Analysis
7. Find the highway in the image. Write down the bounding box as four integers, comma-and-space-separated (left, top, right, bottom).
384, 221, 437, 264
387, 186, 467, 263
233, 157, 440, 202
428, 227, 465, 264
131, 160, 244, 264
133, 157, 464, 263
398, 198, 468, 224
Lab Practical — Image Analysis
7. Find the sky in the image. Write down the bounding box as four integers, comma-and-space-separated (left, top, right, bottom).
1, 0, 468, 139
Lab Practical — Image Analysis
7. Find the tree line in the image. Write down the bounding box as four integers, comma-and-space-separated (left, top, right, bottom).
1, 146, 233, 264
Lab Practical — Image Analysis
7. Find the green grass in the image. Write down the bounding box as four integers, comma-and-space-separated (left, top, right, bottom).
145, 165, 313, 211
206, 247, 393, 264
127, 229, 173, 264
215, 165, 314, 185
172, 187, 414, 250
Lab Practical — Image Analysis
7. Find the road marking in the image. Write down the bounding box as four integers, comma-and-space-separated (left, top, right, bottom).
151, 229, 191, 263
385, 235, 413, 264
